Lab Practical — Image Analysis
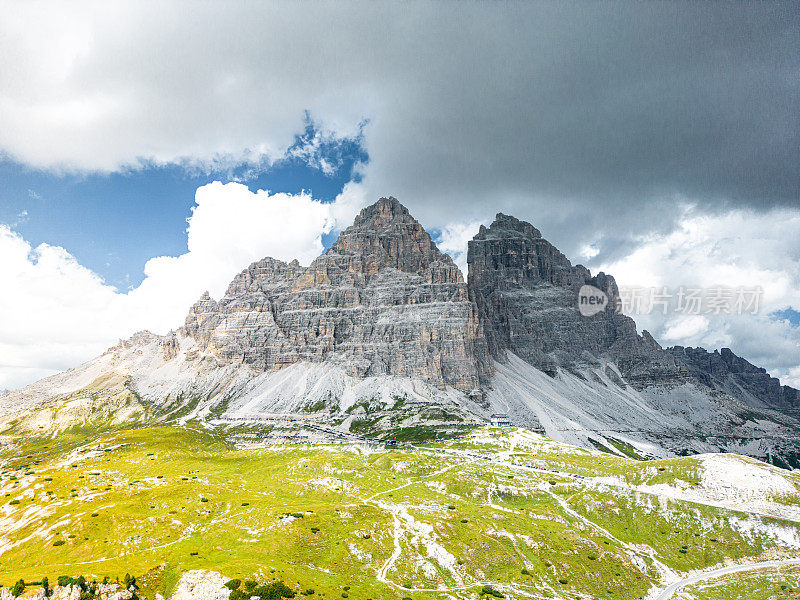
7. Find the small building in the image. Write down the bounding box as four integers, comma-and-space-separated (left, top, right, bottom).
490, 413, 512, 428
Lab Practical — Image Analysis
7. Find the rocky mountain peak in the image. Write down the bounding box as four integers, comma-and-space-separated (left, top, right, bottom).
468, 214, 689, 387
326, 196, 460, 283
351, 196, 410, 229
477, 213, 542, 240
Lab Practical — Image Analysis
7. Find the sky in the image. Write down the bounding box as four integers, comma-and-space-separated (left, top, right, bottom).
0, 1, 798, 390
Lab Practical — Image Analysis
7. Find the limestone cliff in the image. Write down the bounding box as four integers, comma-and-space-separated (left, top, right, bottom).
184, 197, 491, 394
467, 212, 687, 388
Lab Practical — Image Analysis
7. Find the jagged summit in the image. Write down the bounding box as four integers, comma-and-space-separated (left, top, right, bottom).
325, 196, 461, 284
670, 345, 800, 411
350, 196, 410, 228
476, 213, 542, 240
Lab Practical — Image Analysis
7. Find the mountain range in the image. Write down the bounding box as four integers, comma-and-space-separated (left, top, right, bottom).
3, 197, 799, 465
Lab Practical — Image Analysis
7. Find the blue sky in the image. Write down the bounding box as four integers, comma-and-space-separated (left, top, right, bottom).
0, 122, 366, 289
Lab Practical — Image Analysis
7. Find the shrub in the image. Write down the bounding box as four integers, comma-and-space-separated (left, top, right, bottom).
91, 513, 99, 517
481, 585, 504, 598
58, 576, 74, 587
558, 578, 568, 584
241, 502, 249, 506
460, 519, 468, 523
244, 580, 257, 591
521, 568, 529, 575
225, 579, 241, 590
9, 499, 20, 505
190, 552, 198, 556
11, 579, 25, 597
200, 498, 209, 503
448, 505, 456, 510
53, 540, 66, 546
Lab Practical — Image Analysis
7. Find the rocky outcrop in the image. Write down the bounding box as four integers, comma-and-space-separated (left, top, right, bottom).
0, 583, 134, 600
467, 213, 687, 388
184, 197, 491, 394
169, 570, 230, 600
670, 346, 800, 411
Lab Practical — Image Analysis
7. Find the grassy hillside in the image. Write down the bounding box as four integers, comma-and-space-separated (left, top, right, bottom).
0, 426, 798, 600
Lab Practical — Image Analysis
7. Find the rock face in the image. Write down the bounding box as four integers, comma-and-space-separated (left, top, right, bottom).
169, 570, 230, 600
467, 213, 687, 388
466, 213, 800, 462
670, 346, 800, 412
184, 197, 491, 394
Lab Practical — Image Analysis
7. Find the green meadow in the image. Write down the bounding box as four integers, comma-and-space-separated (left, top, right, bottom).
0, 426, 797, 600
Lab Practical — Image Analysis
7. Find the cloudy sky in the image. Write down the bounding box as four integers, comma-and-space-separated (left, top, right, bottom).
0, 1, 798, 390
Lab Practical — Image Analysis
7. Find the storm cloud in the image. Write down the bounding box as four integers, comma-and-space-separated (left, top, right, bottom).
1, 3, 796, 218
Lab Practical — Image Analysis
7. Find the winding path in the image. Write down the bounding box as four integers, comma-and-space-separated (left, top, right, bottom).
652, 557, 800, 600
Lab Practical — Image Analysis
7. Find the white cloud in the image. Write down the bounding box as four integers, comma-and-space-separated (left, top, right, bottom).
0, 182, 364, 389
596, 206, 800, 386
435, 220, 486, 277
662, 316, 710, 342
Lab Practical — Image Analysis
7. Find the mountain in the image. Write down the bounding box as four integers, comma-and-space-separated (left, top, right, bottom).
669, 345, 800, 413
184, 197, 491, 393
468, 213, 800, 464
2, 198, 799, 465
468, 212, 687, 386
